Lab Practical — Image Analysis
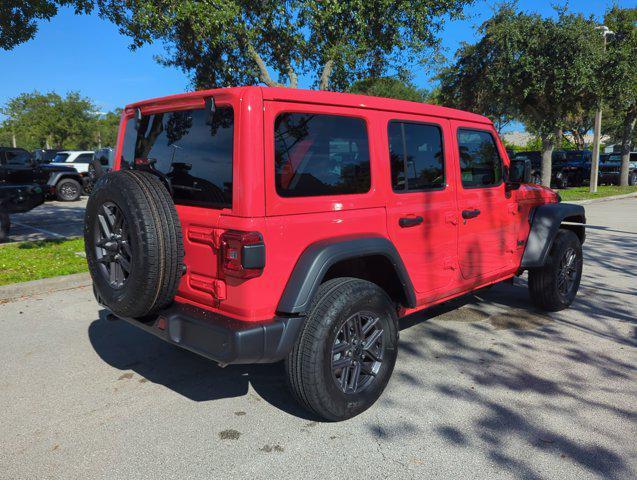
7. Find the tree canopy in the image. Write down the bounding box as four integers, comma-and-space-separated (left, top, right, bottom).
438, 5, 604, 185
602, 6, 637, 185
348, 77, 431, 103
87, 0, 473, 90
0, 91, 119, 150
0, 1, 91, 49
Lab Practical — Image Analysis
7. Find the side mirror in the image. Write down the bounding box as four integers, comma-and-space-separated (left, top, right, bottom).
507, 158, 531, 190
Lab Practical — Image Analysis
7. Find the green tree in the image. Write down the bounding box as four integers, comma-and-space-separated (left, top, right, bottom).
438, 5, 604, 186
93, 0, 475, 91
95, 109, 121, 148
0, 1, 92, 50
602, 7, 637, 185
1, 91, 104, 150
348, 77, 430, 102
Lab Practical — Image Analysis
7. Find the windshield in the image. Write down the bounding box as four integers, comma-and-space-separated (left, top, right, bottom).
52, 153, 70, 163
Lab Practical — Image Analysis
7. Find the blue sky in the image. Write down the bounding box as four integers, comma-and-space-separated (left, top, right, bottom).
0, 0, 632, 115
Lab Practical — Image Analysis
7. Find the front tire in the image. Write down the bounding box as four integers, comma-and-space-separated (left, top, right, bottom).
528, 230, 583, 311
285, 278, 399, 421
629, 172, 637, 186
56, 178, 82, 201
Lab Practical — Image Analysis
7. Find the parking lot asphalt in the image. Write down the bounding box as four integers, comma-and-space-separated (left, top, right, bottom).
6, 197, 87, 242
0, 198, 635, 480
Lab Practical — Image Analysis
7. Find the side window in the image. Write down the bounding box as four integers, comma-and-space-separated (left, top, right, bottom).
457, 129, 503, 188
275, 113, 371, 197
74, 153, 94, 164
388, 121, 444, 191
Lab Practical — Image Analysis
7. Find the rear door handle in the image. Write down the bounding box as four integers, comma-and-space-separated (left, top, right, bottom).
462, 209, 481, 220
399, 216, 423, 228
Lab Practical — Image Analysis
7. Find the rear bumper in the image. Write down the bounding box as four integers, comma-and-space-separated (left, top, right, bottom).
105, 302, 305, 366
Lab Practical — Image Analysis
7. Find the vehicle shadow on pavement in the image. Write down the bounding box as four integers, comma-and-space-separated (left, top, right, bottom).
87, 310, 318, 420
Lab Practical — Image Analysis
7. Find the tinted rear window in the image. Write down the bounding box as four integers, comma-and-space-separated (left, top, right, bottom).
121, 107, 234, 208
274, 113, 371, 197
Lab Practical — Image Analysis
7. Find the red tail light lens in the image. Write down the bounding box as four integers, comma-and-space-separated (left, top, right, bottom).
220, 231, 265, 279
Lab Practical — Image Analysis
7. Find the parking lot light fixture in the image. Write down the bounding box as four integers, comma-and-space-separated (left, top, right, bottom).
590, 25, 615, 194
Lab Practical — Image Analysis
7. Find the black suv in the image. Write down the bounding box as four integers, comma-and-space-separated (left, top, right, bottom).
599, 152, 637, 186
514, 151, 568, 187
0, 147, 86, 201
0, 183, 45, 242
553, 150, 592, 187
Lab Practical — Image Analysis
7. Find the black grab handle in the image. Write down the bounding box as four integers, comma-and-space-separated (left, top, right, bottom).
399, 216, 424, 228
461, 209, 481, 220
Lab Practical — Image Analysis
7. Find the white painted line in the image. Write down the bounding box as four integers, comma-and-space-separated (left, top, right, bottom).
10, 221, 66, 239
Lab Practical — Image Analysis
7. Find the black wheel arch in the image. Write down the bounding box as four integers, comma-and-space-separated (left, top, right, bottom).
521, 203, 586, 269
277, 235, 416, 315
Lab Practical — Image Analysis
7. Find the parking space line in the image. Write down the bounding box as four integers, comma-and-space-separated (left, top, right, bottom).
10, 221, 67, 239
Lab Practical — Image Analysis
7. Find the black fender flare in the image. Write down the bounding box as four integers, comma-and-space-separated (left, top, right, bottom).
521, 203, 586, 269
277, 235, 416, 315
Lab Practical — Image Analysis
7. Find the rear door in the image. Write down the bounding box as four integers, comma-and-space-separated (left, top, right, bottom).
384, 115, 459, 299
118, 98, 236, 308
451, 122, 517, 280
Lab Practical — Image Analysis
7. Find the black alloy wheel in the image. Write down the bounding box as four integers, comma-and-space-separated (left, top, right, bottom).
94, 201, 132, 289
331, 311, 384, 394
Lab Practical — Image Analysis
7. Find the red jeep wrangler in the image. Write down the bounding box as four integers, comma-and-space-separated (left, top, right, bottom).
85, 87, 585, 421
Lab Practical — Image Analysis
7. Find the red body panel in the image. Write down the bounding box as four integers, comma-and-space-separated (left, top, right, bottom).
114, 86, 556, 322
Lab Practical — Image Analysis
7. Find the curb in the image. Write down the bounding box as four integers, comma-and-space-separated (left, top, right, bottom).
569, 191, 637, 205
0, 272, 91, 303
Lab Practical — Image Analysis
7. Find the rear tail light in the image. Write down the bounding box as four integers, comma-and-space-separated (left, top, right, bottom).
220, 230, 265, 279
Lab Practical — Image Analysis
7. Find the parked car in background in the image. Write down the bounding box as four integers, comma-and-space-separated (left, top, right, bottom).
51, 150, 95, 174
33, 149, 62, 164
599, 152, 637, 186
0, 146, 86, 201
0, 183, 45, 242
553, 150, 592, 187
85, 148, 114, 194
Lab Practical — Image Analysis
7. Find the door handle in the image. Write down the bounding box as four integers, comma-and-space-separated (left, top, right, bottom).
399, 216, 423, 228
461, 209, 481, 220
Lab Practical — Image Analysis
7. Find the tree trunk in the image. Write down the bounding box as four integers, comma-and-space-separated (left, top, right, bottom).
319, 60, 334, 90
541, 133, 555, 187
619, 108, 636, 187
12, 131, 17, 148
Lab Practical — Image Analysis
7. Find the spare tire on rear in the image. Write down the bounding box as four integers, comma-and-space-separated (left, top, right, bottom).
84, 170, 184, 318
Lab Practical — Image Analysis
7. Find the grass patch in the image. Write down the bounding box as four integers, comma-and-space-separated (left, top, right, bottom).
558, 185, 637, 202
0, 238, 87, 286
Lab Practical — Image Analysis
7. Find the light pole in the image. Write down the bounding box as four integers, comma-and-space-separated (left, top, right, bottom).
589, 25, 614, 193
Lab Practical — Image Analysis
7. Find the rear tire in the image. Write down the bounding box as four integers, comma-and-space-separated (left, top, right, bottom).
629, 172, 637, 186
285, 278, 398, 421
84, 170, 184, 318
56, 178, 82, 202
0, 213, 10, 243
528, 230, 582, 312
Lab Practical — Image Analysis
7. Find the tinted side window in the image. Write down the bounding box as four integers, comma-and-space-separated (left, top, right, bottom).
275, 113, 370, 197
74, 153, 94, 163
121, 107, 234, 208
388, 121, 444, 191
457, 129, 503, 188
